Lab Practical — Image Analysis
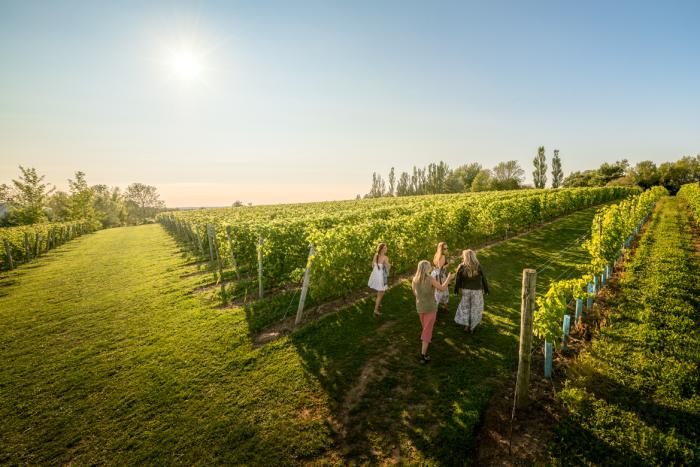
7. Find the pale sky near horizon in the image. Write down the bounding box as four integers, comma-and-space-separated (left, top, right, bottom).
1, 0, 699, 207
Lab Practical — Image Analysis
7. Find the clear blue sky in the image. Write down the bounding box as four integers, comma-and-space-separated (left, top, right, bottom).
1, 0, 699, 206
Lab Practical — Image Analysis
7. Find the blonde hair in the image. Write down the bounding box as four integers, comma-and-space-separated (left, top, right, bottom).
460, 249, 480, 278
372, 242, 387, 265
412, 260, 433, 286
432, 242, 447, 267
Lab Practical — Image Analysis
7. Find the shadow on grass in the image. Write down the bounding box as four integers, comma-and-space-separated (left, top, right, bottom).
551, 421, 648, 466
278, 207, 599, 463
580, 368, 700, 442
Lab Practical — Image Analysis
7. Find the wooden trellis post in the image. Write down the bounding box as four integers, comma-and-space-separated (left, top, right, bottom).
195, 229, 204, 256
225, 226, 241, 280
24, 232, 31, 259
206, 224, 215, 264
257, 235, 264, 299
34, 233, 42, 257
213, 235, 227, 305
513, 268, 536, 411
3, 239, 14, 269
295, 244, 315, 326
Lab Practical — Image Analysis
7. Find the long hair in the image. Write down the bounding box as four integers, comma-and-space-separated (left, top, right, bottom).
461, 249, 480, 278
372, 242, 387, 265
412, 260, 432, 286
433, 242, 447, 267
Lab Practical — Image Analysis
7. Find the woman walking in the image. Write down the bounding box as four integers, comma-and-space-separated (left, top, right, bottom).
432, 242, 451, 311
412, 260, 454, 363
368, 242, 390, 316
454, 249, 489, 332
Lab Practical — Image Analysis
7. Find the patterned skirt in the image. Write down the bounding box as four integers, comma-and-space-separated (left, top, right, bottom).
454, 289, 484, 330
431, 268, 449, 304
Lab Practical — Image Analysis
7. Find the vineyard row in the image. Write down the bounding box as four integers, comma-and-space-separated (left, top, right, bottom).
532, 185, 670, 376
159, 187, 638, 305
0, 221, 98, 270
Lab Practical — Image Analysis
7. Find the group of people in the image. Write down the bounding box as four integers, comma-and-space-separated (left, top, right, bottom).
368, 242, 489, 364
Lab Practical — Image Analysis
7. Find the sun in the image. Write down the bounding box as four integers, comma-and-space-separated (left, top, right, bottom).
166, 46, 204, 82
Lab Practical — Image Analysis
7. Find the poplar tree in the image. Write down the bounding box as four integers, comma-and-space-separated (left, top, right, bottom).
533, 146, 547, 189
551, 149, 563, 188
387, 167, 396, 196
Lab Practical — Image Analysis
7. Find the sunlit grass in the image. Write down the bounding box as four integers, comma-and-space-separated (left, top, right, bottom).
1, 205, 602, 464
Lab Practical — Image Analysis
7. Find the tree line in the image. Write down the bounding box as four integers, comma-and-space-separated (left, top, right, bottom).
365, 148, 699, 197
0, 166, 165, 228
562, 156, 700, 194
365, 149, 562, 198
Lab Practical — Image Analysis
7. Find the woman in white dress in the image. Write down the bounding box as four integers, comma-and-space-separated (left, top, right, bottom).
431, 242, 451, 311
368, 242, 390, 316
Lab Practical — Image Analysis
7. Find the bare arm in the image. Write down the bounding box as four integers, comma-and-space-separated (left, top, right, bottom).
430, 272, 454, 291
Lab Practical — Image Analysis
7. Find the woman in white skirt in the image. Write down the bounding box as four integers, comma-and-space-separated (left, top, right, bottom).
454, 249, 489, 332
368, 242, 390, 316
431, 242, 451, 311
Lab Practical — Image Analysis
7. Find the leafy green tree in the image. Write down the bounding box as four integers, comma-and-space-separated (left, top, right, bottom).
4, 166, 54, 225
47, 191, 71, 221
658, 157, 698, 194
0, 184, 11, 223
0, 184, 10, 203
533, 146, 547, 188
687, 154, 700, 180
628, 160, 659, 190
410, 166, 427, 195
594, 160, 629, 186
124, 183, 165, 224
471, 169, 493, 192
424, 161, 450, 194
551, 149, 563, 188
562, 170, 596, 187
491, 160, 525, 190
446, 163, 481, 192
92, 185, 126, 227
67, 171, 95, 222
387, 167, 396, 197
444, 171, 463, 193
366, 172, 386, 198
396, 172, 411, 196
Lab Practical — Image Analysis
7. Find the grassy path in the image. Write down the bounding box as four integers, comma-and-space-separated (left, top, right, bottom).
1, 205, 600, 465
548, 197, 700, 465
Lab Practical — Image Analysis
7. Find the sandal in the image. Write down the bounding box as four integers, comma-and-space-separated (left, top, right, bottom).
420, 353, 431, 363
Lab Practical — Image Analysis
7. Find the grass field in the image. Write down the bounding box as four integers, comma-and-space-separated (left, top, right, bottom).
549, 197, 700, 465
1, 205, 602, 465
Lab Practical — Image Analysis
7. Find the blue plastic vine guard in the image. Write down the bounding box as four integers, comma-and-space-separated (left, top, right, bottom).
544, 340, 553, 378
575, 299, 583, 323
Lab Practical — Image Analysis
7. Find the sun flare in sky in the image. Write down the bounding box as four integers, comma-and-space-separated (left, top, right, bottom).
165, 44, 204, 83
